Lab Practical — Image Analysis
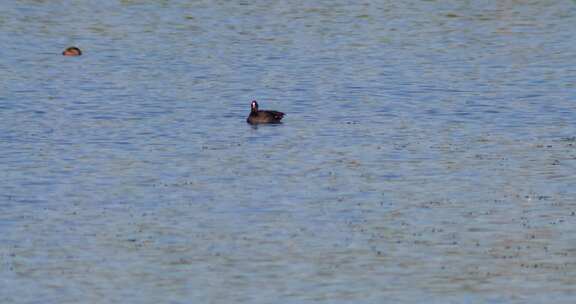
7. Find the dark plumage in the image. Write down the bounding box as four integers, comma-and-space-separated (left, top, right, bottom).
62, 46, 82, 56
246, 100, 285, 124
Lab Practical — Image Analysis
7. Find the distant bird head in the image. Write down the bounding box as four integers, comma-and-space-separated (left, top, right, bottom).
251, 100, 259, 112
62, 46, 82, 56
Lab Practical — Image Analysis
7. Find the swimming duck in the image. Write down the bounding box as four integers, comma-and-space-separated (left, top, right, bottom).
247, 100, 285, 124
62, 46, 82, 56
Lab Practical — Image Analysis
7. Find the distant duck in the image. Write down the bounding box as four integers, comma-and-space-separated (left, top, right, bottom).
62, 46, 82, 56
247, 100, 285, 124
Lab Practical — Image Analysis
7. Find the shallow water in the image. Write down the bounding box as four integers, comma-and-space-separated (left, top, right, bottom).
2, 0, 576, 303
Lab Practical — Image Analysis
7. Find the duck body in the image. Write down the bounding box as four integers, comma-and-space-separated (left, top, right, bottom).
247, 100, 285, 124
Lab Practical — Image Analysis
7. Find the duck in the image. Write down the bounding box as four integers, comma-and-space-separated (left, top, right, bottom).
246, 100, 285, 124
62, 46, 82, 56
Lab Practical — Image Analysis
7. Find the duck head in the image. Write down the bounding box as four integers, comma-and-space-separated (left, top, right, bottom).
62, 46, 82, 56
251, 100, 259, 112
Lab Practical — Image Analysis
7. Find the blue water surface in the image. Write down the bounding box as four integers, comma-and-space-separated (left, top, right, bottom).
1, 1, 576, 303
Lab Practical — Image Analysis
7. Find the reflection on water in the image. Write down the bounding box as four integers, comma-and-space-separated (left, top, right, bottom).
2, 0, 576, 303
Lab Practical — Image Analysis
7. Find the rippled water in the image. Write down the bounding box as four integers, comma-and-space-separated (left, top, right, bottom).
2, 1, 576, 303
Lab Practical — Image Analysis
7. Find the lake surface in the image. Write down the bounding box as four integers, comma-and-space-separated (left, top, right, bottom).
2, 0, 576, 303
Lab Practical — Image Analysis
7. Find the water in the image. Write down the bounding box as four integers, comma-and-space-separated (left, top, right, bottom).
1, 0, 576, 303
